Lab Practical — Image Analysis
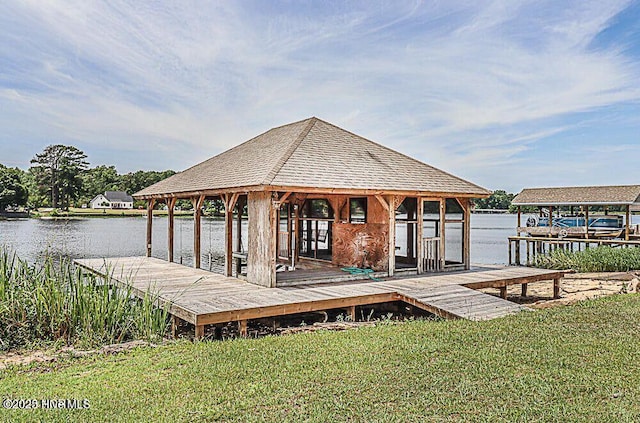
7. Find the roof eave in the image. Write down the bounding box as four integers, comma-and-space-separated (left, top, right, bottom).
133, 184, 491, 200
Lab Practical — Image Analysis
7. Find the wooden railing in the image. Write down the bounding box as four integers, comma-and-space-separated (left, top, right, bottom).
422, 237, 442, 272
278, 232, 289, 258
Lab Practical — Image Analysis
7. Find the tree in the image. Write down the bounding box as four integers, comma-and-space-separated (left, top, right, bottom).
0, 165, 28, 210
30, 145, 88, 209
473, 190, 515, 210
118, 170, 176, 196
81, 165, 120, 201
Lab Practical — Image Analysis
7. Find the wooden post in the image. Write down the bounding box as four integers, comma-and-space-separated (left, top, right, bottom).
224, 193, 239, 276
146, 199, 155, 257
171, 315, 180, 338
195, 324, 204, 340
387, 195, 396, 277
348, 306, 356, 322
548, 206, 553, 237
626, 205, 630, 241
192, 195, 205, 269
293, 203, 300, 266
416, 198, 424, 274
584, 206, 589, 240
553, 278, 561, 299
463, 199, 471, 270
407, 200, 414, 260
521, 283, 528, 297
235, 196, 245, 276
499, 286, 507, 299
167, 197, 177, 262
517, 206, 521, 234
439, 199, 446, 270
238, 320, 248, 337
247, 191, 277, 287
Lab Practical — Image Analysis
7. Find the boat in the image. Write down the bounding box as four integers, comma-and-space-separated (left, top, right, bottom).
521, 214, 625, 238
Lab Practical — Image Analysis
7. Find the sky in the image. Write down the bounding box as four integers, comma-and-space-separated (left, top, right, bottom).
1, 0, 639, 193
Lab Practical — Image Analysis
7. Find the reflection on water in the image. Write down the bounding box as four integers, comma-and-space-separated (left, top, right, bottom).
2, 214, 638, 266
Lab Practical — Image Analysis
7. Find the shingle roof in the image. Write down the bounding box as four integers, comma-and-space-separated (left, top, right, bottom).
512, 186, 640, 206
135, 117, 490, 198
104, 191, 134, 202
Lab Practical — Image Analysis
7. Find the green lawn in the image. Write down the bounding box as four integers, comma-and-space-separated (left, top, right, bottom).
2, 295, 640, 422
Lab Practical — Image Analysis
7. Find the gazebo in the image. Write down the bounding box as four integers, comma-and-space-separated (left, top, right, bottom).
134, 117, 490, 288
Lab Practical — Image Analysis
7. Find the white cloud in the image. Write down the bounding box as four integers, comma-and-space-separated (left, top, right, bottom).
1, 0, 639, 187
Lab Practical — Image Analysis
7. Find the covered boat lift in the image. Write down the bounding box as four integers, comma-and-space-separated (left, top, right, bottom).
509, 185, 640, 265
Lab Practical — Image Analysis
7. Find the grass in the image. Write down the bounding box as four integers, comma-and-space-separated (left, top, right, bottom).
1, 295, 640, 422
534, 245, 640, 272
0, 248, 168, 351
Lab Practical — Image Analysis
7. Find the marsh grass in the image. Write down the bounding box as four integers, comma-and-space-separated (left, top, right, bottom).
0, 248, 168, 351
534, 245, 640, 272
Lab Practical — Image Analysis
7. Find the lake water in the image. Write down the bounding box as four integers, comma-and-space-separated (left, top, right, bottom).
2, 214, 638, 268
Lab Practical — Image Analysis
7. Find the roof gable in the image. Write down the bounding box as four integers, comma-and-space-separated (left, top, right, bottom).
135, 117, 489, 197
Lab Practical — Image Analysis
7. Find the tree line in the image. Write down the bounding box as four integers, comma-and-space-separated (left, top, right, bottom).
1, 145, 525, 213
0, 144, 175, 210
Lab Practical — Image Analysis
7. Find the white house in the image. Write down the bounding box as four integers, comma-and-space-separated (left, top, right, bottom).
89, 191, 134, 209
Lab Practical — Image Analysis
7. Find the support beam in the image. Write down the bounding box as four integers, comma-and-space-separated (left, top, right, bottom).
194, 324, 204, 340
584, 206, 589, 240
146, 199, 155, 257
348, 306, 356, 322
462, 198, 471, 270
224, 193, 240, 276
192, 195, 205, 269
626, 205, 630, 241
247, 191, 277, 287
375, 194, 390, 212
171, 315, 180, 338
416, 197, 424, 274
500, 286, 507, 299
386, 195, 396, 277
167, 197, 177, 262
439, 199, 446, 270
238, 320, 248, 337
553, 278, 561, 299
235, 195, 246, 276
517, 206, 521, 234
521, 283, 528, 297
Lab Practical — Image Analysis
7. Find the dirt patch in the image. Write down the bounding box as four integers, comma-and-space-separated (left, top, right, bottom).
0, 340, 154, 370
481, 272, 640, 309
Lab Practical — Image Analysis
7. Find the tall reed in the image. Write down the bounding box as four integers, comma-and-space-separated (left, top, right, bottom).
534, 245, 640, 273
0, 247, 168, 351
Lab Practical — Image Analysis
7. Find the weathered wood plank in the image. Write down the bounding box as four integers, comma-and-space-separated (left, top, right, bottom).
75, 257, 564, 328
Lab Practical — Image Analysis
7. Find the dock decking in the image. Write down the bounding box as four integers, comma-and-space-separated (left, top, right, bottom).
75, 257, 565, 337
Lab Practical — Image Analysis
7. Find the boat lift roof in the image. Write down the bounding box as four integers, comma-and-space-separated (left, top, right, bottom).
512, 185, 640, 207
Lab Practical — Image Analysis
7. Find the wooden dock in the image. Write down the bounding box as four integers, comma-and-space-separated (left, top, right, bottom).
75, 257, 565, 338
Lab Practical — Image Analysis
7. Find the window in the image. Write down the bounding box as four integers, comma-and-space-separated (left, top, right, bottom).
349, 197, 367, 223
301, 199, 333, 219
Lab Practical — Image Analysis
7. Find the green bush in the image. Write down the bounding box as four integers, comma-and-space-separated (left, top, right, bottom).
534, 245, 640, 272
0, 248, 168, 351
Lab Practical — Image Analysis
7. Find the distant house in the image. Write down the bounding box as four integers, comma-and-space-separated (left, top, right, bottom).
89, 191, 134, 209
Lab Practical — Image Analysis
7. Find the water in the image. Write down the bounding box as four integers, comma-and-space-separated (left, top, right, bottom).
2, 214, 638, 267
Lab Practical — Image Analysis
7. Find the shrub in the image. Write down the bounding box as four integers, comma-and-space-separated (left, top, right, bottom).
533, 245, 640, 272
0, 248, 168, 351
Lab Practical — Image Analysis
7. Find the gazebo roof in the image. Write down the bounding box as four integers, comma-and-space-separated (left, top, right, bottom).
135, 117, 490, 199
512, 185, 640, 206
